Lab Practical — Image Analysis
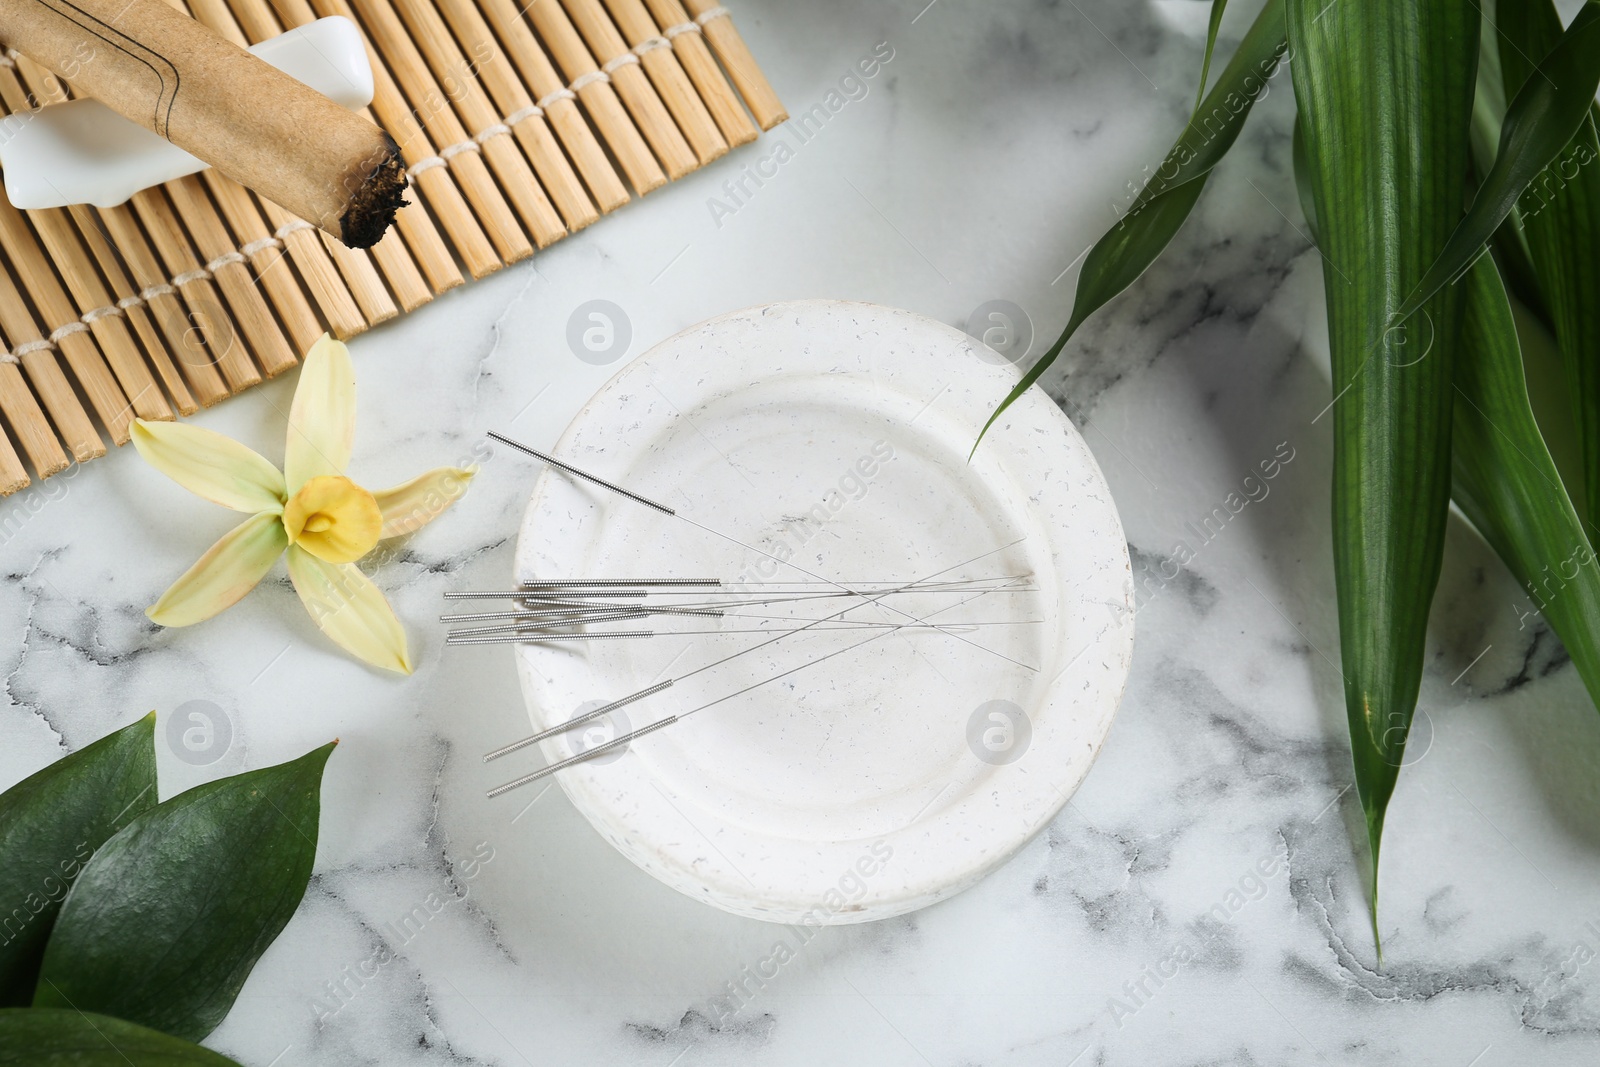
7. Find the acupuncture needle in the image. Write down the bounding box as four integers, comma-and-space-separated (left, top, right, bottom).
487, 628, 895, 796
446, 611, 962, 637
446, 609, 1027, 632
486, 431, 1038, 673
450, 621, 1011, 645
481, 554, 1015, 759
482, 541, 1025, 762
447, 591, 1034, 634
449, 618, 1031, 642
446, 606, 718, 629
485, 584, 1005, 795
441, 578, 1037, 622
444, 578, 1034, 601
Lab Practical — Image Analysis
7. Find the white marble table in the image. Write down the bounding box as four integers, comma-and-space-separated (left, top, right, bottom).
4, 1, 1600, 1064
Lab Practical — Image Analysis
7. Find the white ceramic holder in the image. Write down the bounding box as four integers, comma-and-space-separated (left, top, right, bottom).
512, 301, 1136, 924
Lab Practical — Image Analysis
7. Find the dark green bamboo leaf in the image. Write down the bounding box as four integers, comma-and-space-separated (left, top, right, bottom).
1196, 0, 1232, 112
0, 1008, 242, 1067
1286, 0, 1479, 954
1490, 213, 1557, 332
1470, 10, 1557, 329
1291, 115, 1317, 236
1452, 257, 1600, 710
973, 0, 1287, 451
1507, 277, 1588, 506
1393, 0, 1600, 323
0, 715, 156, 1006
34, 742, 335, 1042
1470, 13, 1511, 176
1496, 0, 1600, 532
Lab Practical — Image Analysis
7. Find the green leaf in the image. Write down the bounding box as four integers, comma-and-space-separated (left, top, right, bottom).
0, 1008, 242, 1066
0, 715, 156, 1006
1509, 278, 1588, 505
1196, 0, 1232, 112
1452, 257, 1600, 713
1470, 11, 1557, 330
34, 743, 336, 1042
1392, 0, 1600, 324
972, 0, 1287, 451
1495, 0, 1600, 532
1291, 115, 1317, 236
1286, 0, 1480, 955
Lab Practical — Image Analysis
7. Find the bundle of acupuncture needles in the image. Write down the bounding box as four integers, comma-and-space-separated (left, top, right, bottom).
452, 432, 1043, 798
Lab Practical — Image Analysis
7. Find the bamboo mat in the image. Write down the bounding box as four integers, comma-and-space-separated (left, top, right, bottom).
0, 0, 784, 496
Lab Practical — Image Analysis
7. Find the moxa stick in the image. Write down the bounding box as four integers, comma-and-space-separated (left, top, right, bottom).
0, 0, 406, 246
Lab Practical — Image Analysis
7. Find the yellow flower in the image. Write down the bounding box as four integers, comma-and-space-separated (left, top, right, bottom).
131, 334, 474, 674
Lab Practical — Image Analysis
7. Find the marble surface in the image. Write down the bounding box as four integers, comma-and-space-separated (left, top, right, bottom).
3, 1, 1600, 1064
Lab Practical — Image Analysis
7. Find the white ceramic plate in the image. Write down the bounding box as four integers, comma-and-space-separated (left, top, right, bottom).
512, 300, 1133, 923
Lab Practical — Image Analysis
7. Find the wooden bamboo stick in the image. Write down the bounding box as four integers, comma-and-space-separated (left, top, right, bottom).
389, 188, 467, 294
188, 176, 331, 353
682, 0, 784, 129
319, 229, 401, 323
0, 410, 30, 493
472, 0, 629, 214
0, 195, 137, 444
323, 0, 538, 262
130, 191, 265, 391
366, 227, 432, 312
429, 0, 599, 231
87, 203, 232, 406
641, 0, 755, 146
206, 174, 362, 347
602, 0, 726, 164
64, 203, 199, 415
0, 251, 102, 464
559, 0, 697, 178
159, 177, 301, 378
25, 205, 173, 423
523, 0, 666, 195
0, 345, 71, 478
257, 197, 366, 339
327, 245, 398, 326
376, 0, 567, 247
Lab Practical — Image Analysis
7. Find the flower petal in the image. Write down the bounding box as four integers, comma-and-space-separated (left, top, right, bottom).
147, 512, 288, 627
132, 419, 285, 513
284, 334, 356, 494
286, 546, 412, 674
372, 466, 476, 540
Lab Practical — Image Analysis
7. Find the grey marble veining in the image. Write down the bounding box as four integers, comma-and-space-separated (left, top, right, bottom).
3, 1, 1600, 1064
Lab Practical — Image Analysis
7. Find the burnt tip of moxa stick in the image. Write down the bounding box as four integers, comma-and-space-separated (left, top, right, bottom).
337, 134, 409, 249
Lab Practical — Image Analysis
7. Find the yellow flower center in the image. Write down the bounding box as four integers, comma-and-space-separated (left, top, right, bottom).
282, 475, 382, 564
